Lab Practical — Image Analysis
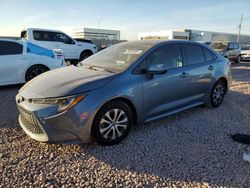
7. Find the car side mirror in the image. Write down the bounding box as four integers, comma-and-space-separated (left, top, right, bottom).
148, 64, 167, 74
146, 64, 167, 79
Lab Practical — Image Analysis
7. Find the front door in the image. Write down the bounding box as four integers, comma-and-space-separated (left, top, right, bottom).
142, 44, 189, 120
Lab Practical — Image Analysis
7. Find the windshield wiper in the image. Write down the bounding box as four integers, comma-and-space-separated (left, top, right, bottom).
82, 65, 115, 73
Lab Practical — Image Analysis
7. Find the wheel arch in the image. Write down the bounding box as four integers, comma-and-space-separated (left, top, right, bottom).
79, 49, 93, 59
25, 64, 50, 81
217, 76, 228, 93
96, 97, 138, 125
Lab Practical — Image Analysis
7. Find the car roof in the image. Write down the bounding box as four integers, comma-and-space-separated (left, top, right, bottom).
123, 40, 203, 47
24, 28, 66, 34
0, 38, 25, 44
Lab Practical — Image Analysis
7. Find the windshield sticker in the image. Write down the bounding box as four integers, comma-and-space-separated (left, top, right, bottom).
123, 49, 142, 55
116, 60, 126, 65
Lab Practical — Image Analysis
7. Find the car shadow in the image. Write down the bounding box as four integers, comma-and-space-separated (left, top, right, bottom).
78, 89, 250, 187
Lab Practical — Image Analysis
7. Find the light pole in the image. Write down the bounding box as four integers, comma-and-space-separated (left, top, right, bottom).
98, 18, 103, 50
237, 14, 243, 43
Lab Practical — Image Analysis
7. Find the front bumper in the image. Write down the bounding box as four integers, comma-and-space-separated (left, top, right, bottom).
16, 94, 94, 143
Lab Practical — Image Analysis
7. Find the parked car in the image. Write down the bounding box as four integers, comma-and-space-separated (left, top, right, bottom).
240, 45, 250, 61
0, 39, 66, 86
210, 42, 241, 63
16, 40, 232, 145
21, 28, 97, 65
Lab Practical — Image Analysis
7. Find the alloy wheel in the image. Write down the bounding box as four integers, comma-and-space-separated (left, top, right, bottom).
212, 83, 225, 106
29, 67, 46, 80
99, 108, 128, 140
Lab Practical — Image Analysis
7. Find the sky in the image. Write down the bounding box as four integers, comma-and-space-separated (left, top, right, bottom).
0, 0, 250, 40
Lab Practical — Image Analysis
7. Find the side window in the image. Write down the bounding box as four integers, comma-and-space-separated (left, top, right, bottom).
33, 31, 53, 41
0, 41, 23, 55
148, 44, 183, 69
203, 48, 216, 62
53, 32, 74, 44
183, 44, 205, 65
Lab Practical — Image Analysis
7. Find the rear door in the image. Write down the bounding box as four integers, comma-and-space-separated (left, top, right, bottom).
0, 41, 25, 85
181, 44, 213, 101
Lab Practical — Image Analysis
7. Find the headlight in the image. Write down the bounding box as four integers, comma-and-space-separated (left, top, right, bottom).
32, 95, 85, 113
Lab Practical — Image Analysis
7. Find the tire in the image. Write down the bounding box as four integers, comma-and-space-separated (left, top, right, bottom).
92, 101, 133, 146
207, 80, 226, 108
79, 51, 93, 62
25, 65, 49, 82
235, 55, 241, 64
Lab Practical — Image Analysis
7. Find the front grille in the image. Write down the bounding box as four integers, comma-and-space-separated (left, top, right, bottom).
18, 106, 44, 135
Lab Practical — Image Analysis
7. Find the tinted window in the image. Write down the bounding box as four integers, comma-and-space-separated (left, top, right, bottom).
53, 32, 74, 44
148, 44, 183, 69
203, 48, 215, 62
33, 31, 53, 41
0, 41, 23, 55
183, 44, 205, 65
33, 30, 74, 44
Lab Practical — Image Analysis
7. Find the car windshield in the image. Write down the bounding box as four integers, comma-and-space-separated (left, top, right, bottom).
79, 42, 151, 72
210, 43, 228, 50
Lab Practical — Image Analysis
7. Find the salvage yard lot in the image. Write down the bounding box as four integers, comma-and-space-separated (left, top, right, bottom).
0, 62, 250, 187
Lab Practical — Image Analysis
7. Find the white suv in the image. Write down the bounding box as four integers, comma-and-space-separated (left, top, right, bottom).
21, 28, 97, 65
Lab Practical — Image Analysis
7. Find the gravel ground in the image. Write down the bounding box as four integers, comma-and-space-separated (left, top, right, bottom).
0, 62, 250, 188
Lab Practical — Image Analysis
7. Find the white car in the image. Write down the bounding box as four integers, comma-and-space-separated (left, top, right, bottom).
21, 28, 97, 65
241, 45, 250, 61
0, 39, 66, 86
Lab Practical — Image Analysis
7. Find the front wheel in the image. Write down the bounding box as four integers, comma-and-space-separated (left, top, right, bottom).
235, 55, 241, 64
207, 80, 226, 108
92, 101, 133, 146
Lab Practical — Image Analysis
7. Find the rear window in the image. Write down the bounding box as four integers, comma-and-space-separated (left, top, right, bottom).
0, 41, 23, 55
203, 48, 216, 62
183, 44, 205, 65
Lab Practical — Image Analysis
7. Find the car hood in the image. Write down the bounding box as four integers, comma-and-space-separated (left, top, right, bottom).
213, 49, 226, 53
241, 50, 250, 54
19, 66, 114, 98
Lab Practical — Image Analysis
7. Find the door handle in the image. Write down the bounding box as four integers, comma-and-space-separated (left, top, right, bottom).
208, 65, 214, 71
179, 72, 188, 78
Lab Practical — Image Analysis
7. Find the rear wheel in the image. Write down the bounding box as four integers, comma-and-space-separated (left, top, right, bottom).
79, 51, 93, 62
207, 80, 226, 108
92, 101, 133, 146
25, 65, 49, 82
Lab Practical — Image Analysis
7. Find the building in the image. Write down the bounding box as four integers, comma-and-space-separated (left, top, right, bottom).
73, 28, 122, 50
73, 28, 120, 40
138, 29, 250, 44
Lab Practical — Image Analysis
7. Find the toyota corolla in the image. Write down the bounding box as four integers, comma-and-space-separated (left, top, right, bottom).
16, 40, 232, 145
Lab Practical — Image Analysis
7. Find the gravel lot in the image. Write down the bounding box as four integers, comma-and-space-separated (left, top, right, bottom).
1, 62, 250, 187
